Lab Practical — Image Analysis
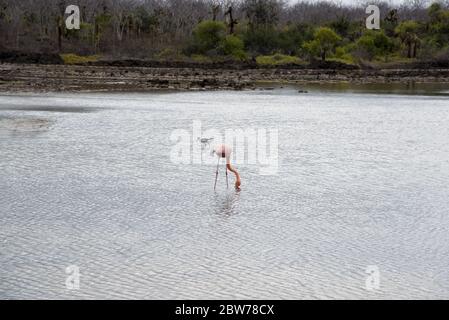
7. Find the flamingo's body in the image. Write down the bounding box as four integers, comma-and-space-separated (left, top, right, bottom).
212, 144, 241, 190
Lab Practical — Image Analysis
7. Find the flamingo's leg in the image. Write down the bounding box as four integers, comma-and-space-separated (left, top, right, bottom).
214, 157, 220, 191
225, 164, 229, 189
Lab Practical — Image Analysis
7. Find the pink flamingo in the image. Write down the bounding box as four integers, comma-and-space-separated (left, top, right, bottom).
212, 144, 241, 190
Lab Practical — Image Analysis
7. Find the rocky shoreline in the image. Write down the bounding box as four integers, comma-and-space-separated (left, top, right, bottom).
1, 63, 449, 92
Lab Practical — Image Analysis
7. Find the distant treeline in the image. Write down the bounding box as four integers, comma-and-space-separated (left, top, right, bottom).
1, 0, 449, 66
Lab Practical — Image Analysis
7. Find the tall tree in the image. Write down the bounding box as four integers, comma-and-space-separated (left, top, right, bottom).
395, 20, 420, 58
303, 27, 341, 62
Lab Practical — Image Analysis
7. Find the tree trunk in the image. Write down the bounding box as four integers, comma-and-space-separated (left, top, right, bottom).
57, 1, 65, 52
407, 42, 412, 58
57, 16, 63, 52
212, 5, 219, 21
412, 42, 417, 58
321, 50, 326, 62
226, 7, 237, 34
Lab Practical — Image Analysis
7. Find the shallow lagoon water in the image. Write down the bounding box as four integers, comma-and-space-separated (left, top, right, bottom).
1, 84, 449, 299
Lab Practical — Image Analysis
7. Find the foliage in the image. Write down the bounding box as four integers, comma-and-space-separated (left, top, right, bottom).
191, 54, 214, 63
61, 54, 101, 65
427, 3, 449, 47
192, 20, 226, 54
3, 0, 449, 64
277, 24, 314, 55
334, 46, 356, 64
303, 27, 341, 61
220, 35, 247, 60
156, 48, 185, 61
256, 53, 303, 66
354, 31, 395, 61
243, 26, 279, 55
395, 21, 420, 58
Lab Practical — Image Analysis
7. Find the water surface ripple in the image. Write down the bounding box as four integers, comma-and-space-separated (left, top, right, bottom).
1, 87, 449, 299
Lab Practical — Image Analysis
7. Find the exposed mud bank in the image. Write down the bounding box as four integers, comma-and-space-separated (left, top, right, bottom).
0, 115, 53, 134
1, 63, 449, 93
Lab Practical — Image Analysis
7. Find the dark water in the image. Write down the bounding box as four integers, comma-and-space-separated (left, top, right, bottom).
1, 84, 449, 299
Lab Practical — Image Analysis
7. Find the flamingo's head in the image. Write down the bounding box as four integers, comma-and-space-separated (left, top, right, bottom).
235, 179, 241, 190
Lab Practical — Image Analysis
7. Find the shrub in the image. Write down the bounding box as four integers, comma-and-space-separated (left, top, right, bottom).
256, 54, 303, 66
220, 35, 247, 60
395, 21, 420, 58
191, 54, 214, 63
334, 46, 355, 64
352, 31, 394, 61
192, 20, 226, 54
60, 54, 101, 65
303, 27, 341, 61
243, 27, 279, 55
156, 48, 185, 60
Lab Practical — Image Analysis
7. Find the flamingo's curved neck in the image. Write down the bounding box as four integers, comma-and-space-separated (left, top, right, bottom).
226, 163, 241, 187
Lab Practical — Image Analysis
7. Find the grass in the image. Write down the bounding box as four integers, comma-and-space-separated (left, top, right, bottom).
61, 54, 101, 65
256, 54, 304, 66
190, 54, 214, 63
156, 48, 187, 61
374, 56, 418, 65
359, 56, 420, 69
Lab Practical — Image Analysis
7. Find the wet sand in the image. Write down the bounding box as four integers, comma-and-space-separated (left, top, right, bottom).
0, 115, 53, 133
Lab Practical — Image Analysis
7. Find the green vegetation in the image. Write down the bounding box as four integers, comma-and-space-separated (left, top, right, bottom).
3, 1, 449, 68
220, 35, 247, 60
256, 54, 303, 66
155, 48, 184, 61
179, 2, 449, 66
60, 54, 101, 65
395, 21, 420, 58
303, 27, 341, 62
355, 31, 395, 61
191, 20, 227, 54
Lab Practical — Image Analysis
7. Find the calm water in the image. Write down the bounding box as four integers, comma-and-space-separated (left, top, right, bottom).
1, 84, 449, 299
